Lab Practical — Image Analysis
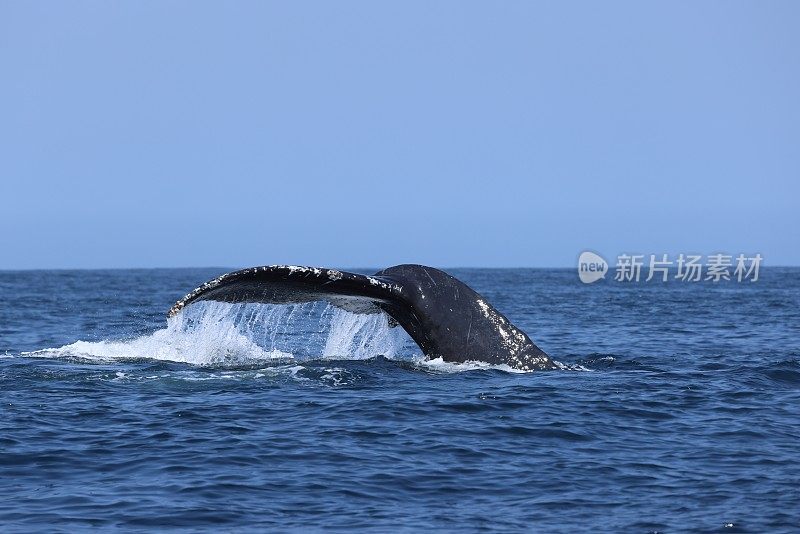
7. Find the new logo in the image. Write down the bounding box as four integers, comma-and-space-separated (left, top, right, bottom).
578, 251, 608, 284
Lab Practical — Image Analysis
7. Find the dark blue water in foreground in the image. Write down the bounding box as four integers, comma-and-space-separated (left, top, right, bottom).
1, 268, 798, 532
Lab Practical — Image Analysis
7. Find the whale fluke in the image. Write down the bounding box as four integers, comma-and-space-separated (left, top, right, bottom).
168, 264, 554, 371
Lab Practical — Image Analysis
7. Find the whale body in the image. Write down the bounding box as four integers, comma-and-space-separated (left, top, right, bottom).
169, 264, 554, 371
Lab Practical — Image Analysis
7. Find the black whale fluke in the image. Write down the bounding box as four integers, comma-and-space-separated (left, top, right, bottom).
168, 264, 554, 371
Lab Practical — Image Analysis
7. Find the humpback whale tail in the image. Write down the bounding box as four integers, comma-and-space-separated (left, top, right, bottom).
169, 264, 554, 371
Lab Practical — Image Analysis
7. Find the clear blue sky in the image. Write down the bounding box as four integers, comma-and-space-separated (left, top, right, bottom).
1, 1, 798, 268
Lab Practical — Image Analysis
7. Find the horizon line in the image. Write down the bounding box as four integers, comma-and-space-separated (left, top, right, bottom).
1, 264, 798, 272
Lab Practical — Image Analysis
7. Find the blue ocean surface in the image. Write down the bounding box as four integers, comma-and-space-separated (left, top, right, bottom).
1, 268, 798, 532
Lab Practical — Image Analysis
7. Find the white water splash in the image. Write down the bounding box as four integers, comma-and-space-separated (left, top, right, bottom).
321, 305, 408, 359
24, 300, 418, 366
417, 356, 528, 374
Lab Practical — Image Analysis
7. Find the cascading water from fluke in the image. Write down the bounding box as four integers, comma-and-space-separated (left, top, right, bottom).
25, 300, 419, 366
172, 300, 417, 361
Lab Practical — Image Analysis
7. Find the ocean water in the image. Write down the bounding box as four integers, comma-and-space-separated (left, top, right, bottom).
1, 268, 798, 532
